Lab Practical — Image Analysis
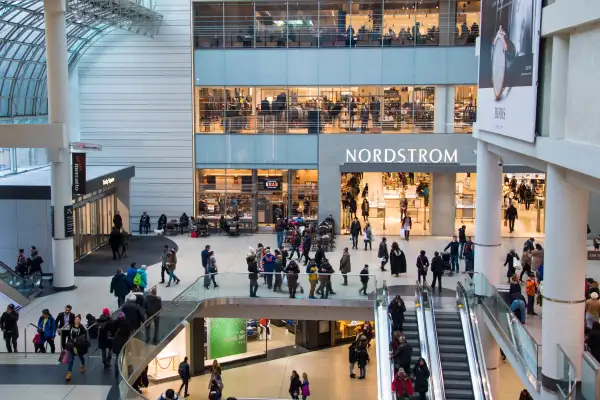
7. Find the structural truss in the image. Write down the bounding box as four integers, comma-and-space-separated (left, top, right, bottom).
0, 0, 163, 119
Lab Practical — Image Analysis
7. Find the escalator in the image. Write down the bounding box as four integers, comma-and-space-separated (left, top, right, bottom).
403, 311, 423, 369
434, 311, 474, 400
0, 260, 38, 307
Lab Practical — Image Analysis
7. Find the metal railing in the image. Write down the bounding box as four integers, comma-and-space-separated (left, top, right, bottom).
414, 281, 436, 400
421, 282, 446, 400
376, 280, 394, 400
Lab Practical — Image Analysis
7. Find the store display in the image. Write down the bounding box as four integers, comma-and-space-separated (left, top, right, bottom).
207, 318, 247, 359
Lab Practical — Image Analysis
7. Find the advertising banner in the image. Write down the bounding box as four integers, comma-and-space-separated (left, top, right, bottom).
477, 0, 543, 143
208, 318, 247, 359
72, 152, 86, 196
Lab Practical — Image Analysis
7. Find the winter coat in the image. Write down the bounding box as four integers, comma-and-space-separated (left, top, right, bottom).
247, 258, 259, 280
97, 315, 113, 350
356, 346, 369, 367
522, 251, 532, 270
361, 201, 369, 217
314, 248, 325, 266
458, 228, 467, 243
302, 236, 312, 252
0, 310, 19, 339
431, 255, 444, 275
27, 255, 44, 274
392, 374, 414, 397
166, 252, 177, 270
363, 226, 373, 242
121, 300, 146, 331
67, 324, 89, 355
390, 249, 407, 275
444, 241, 460, 256
504, 252, 520, 278
126, 267, 138, 287
340, 253, 351, 274
531, 249, 544, 270
413, 363, 430, 392
289, 375, 302, 397
110, 273, 129, 298
388, 299, 406, 323
37, 315, 56, 339
360, 267, 370, 283
137, 269, 148, 289
397, 342, 413, 367
201, 249, 210, 269
350, 220, 362, 236
262, 253, 276, 273
416, 255, 429, 274
378, 241, 389, 259
108, 319, 132, 355
348, 344, 358, 363
144, 293, 163, 318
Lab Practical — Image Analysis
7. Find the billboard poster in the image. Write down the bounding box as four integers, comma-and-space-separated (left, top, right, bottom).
477, 0, 543, 143
208, 318, 247, 359
72, 152, 86, 196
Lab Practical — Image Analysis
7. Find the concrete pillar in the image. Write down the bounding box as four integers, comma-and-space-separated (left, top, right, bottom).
434, 86, 448, 133
438, 0, 456, 46
68, 63, 80, 142
430, 172, 455, 236
540, 165, 587, 396
548, 35, 569, 140
588, 191, 600, 239
473, 140, 503, 400
44, 0, 75, 290
252, 170, 258, 227
446, 86, 456, 134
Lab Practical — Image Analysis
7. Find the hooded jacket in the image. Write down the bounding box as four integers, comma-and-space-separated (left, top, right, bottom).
110, 272, 129, 298
97, 314, 113, 350
340, 252, 351, 274
121, 300, 146, 331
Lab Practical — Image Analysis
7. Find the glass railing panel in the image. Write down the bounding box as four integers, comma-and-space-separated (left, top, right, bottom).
0, 260, 40, 298
556, 344, 577, 399
461, 273, 540, 385
581, 351, 600, 400
376, 282, 394, 400
119, 272, 377, 396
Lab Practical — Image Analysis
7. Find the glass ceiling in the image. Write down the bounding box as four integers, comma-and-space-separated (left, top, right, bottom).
0, 0, 162, 119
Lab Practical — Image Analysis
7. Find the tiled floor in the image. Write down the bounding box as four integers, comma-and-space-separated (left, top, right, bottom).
0, 385, 112, 400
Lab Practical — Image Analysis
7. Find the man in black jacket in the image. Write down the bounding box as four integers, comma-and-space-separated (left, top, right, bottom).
178, 357, 191, 397
121, 294, 147, 331
430, 251, 444, 294
301, 234, 312, 265
314, 244, 325, 267
397, 337, 413, 374
0, 304, 19, 352
350, 217, 362, 250
444, 237, 460, 274
110, 269, 130, 308
359, 264, 370, 295
247, 252, 259, 297
144, 287, 162, 344
505, 203, 518, 233
56, 304, 75, 351
458, 225, 467, 259
378, 237, 389, 272
387, 295, 406, 331
463, 237, 475, 278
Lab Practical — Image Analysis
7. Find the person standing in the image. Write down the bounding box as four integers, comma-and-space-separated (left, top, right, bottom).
301, 372, 310, 400
348, 341, 358, 378
430, 251, 444, 294
139, 211, 150, 234
313, 244, 325, 267
413, 358, 431, 400
286, 260, 301, 299
363, 223, 373, 250
64, 315, 89, 381
586, 292, 600, 328
390, 242, 407, 277
505, 202, 518, 233
262, 249, 277, 289
401, 213, 412, 241
444, 236, 460, 274
416, 250, 429, 285
339, 248, 351, 285
350, 217, 362, 249
37, 309, 57, 353
1, 304, 19, 352
317, 260, 333, 299
525, 274, 539, 316
307, 261, 319, 299
247, 252, 259, 297
177, 356, 191, 398
201, 245, 211, 273
387, 295, 406, 332
463, 237, 475, 277
458, 225, 467, 259
27, 247, 44, 288
161, 244, 170, 283
378, 237, 389, 272
166, 249, 180, 287
110, 269, 129, 308
205, 251, 219, 289
504, 249, 520, 283
109, 227, 122, 260
56, 305, 75, 351
97, 308, 113, 369
356, 341, 370, 379
359, 264, 370, 295
361, 198, 369, 222
144, 287, 162, 344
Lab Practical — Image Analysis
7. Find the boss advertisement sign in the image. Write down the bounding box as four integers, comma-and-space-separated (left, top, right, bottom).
477, 0, 542, 143
72, 152, 86, 196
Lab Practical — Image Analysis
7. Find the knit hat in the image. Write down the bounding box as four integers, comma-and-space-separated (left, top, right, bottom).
592, 292, 599, 300
117, 311, 126, 320
102, 308, 110, 316
140, 265, 147, 270
127, 293, 138, 302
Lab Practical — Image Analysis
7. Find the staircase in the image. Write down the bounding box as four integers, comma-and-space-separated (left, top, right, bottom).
434, 311, 474, 400
402, 311, 422, 368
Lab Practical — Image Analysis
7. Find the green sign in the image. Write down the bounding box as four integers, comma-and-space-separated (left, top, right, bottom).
208, 318, 247, 359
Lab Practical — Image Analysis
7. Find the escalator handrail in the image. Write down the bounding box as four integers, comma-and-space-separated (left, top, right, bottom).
414, 281, 435, 400
421, 282, 446, 400
0, 259, 21, 278
457, 281, 491, 400
378, 280, 395, 400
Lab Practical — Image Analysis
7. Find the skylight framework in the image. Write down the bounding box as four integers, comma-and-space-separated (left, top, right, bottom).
0, 0, 163, 119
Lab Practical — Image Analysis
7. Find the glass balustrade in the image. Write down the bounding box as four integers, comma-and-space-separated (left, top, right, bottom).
557, 344, 577, 400
118, 271, 377, 398
0, 260, 41, 299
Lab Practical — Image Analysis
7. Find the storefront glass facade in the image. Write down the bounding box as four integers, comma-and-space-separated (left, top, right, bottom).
193, 0, 481, 49
196, 169, 318, 227
195, 85, 476, 134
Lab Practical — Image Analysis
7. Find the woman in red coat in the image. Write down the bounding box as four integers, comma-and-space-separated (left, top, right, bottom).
392, 369, 414, 399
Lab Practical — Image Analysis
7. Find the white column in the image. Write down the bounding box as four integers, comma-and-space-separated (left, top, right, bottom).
430, 172, 455, 236
68, 63, 81, 142
446, 86, 456, 134
474, 140, 503, 400
44, 0, 75, 289
548, 35, 569, 140
438, 0, 456, 46
540, 165, 587, 397
434, 86, 447, 133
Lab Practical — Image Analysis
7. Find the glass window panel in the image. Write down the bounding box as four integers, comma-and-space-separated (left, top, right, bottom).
383, 0, 415, 47
456, 0, 480, 45
256, 87, 288, 133
255, 1, 288, 47
287, 1, 319, 48
224, 87, 255, 134
415, 0, 440, 45
353, 0, 383, 47
383, 86, 413, 133
413, 86, 435, 133
193, 2, 224, 49
454, 85, 477, 133
319, 0, 351, 47
195, 87, 225, 134
224, 2, 255, 48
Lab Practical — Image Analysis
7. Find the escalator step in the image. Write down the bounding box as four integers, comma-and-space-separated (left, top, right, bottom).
437, 328, 463, 336
438, 336, 465, 345
443, 370, 472, 379
441, 361, 470, 370
439, 344, 467, 353
445, 379, 474, 389
441, 353, 468, 362
445, 389, 475, 400
436, 320, 462, 329
435, 312, 460, 320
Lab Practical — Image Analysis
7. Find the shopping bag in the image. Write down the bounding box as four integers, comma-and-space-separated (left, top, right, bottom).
504, 220, 508, 227
400, 228, 405, 237
302, 385, 311, 397
283, 275, 288, 287
60, 349, 69, 364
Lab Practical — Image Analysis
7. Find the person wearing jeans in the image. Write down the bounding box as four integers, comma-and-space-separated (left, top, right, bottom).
247, 252, 260, 297
510, 294, 527, 324
444, 237, 460, 274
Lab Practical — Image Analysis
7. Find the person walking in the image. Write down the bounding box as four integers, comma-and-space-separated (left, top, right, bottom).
97, 308, 113, 369
289, 230, 301, 260
444, 236, 460, 274
458, 225, 467, 258
289, 370, 302, 399
463, 237, 475, 277
504, 249, 520, 283
359, 264, 370, 295
401, 213, 412, 241
1, 304, 19, 352
387, 295, 406, 332
430, 251, 444, 294
37, 309, 57, 353
161, 244, 170, 283
166, 249, 180, 287
177, 356, 191, 397
416, 251, 429, 285
144, 287, 163, 344
350, 217, 362, 249
201, 245, 211, 273
389, 242, 407, 277
64, 314, 90, 381
413, 358, 431, 400
361, 198, 369, 221
122, 293, 147, 331
307, 261, 318, 299
205, 251, 219, 289
301, 372, 310, 399
363, 223, 373, 250
301, 233, 312, 265
378, 237, 389, 272
339, 248, 351, 285
247, 251, 259, 297
317, 260, 332, 299
286, 260, 301, 299
110, 269, 129, 307
505, 202, 518, 233
109, 226, 122, 260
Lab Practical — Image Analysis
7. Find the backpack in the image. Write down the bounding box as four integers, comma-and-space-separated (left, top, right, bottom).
133, 272, 142, 287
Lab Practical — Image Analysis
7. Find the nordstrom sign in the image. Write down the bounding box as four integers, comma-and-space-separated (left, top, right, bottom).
346, 148, 458, 164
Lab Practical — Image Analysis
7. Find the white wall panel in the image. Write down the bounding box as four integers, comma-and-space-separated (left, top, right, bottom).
78, 0, 193, 228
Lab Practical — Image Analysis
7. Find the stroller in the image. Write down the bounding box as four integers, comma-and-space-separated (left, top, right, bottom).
441, 252, 452, 276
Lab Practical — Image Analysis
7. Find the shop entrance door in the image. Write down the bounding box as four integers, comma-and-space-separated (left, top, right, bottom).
257, 192, 285, 225
72, 191, 117, 261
